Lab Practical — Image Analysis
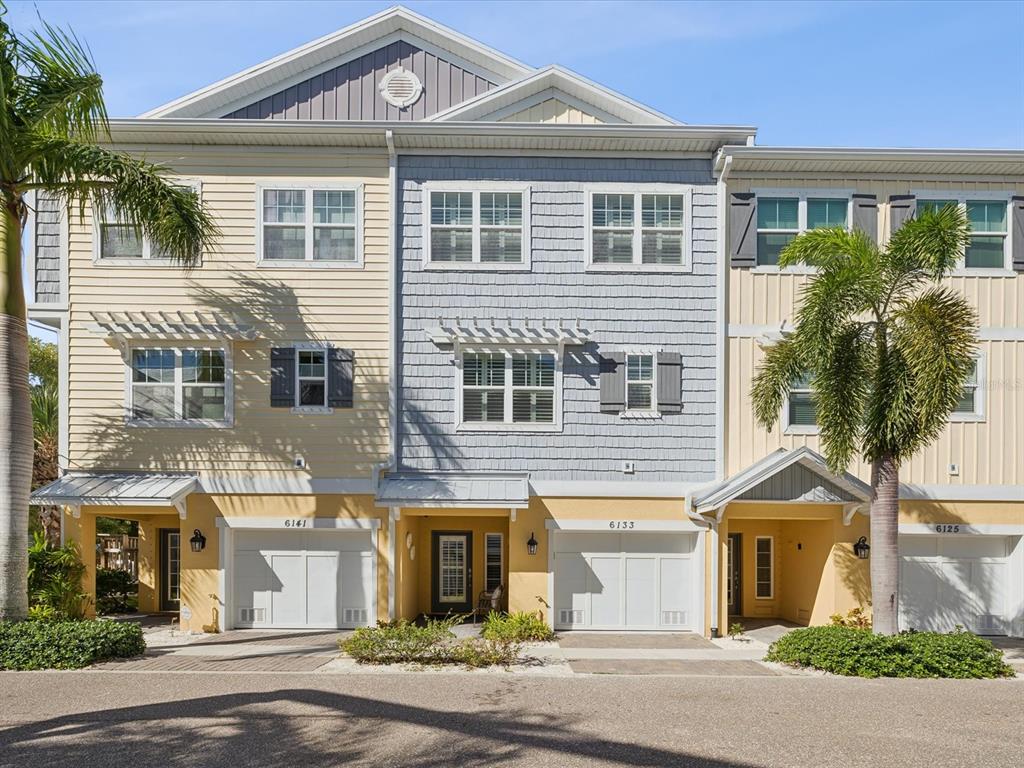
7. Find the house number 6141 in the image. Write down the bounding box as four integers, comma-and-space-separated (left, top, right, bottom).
284, 519, 307, 528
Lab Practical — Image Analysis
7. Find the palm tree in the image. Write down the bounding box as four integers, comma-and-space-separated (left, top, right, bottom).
0, 7, 217, 621
750, 206, 977, 635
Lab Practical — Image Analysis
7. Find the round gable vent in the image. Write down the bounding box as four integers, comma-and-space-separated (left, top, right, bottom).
379, 67, 423, 109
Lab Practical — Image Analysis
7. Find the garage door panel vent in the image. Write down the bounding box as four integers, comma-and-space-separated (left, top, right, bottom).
344, 608, 368, 625
240, 607, 265, 624
661, 610, 686, 626
559, 609, 584, 626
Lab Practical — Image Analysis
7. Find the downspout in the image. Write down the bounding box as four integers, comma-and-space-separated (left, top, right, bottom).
713, 154, 732, 483
383, 128, 399, 619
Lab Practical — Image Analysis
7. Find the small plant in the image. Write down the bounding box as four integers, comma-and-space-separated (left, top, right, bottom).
728, 622, 746, 640
341, 615, 521, 667
482, 611, 555, 643
27, 533, 89, 620
829, 607, 872, 630
0, 619, 146, 670
765, 625, 1013, 679
96, 568, 138, 615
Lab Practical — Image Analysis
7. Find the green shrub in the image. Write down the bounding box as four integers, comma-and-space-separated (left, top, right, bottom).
341, 615, 521, 667
0, 619, 146, 670
481, 611, 554, 642
765, 625, 1014, 679
27, 532, 89, 620
96, 568, 138, 615
829, 607, 872, 630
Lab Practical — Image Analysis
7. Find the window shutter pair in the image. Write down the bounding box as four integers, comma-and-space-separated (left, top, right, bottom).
728, 192, 880, 268
269, 346, 354, 408
599, 351, 682, 414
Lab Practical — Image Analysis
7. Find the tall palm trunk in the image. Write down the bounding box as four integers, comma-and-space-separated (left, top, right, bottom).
0, 204, 32, 621
869, 455, 900, 634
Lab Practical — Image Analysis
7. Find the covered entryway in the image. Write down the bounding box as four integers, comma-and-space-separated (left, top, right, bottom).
553, 530, 699, 631
232, 529, 374, 629
900, 534, 1017, 635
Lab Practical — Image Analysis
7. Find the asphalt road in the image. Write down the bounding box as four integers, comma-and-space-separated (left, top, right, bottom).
1, 672, 1022, 768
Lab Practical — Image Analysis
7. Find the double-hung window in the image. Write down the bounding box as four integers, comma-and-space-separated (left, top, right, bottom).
917, 196, 1010, 270
425, 186, 528, 267
259, 185, 361, 265
951, 357, 984, 421
755, 537, 774, 599
459, 350, 559, 430
129, 347, 230, 426
588, 189, 691, 269
297, 349, 327, 407
484, 533, 503, 593
626, 353, 655, 412
785, 372, 817, 432
755, 191, 850, 266
96, 181, 201, 263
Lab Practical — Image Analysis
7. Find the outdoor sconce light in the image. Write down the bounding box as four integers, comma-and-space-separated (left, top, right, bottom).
190, 528, 207, 553
853, 536, 870, 560
526, 532, 538, 556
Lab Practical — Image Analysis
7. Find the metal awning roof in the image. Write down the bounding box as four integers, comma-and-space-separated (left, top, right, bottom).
426, 321, 591, 347
87, 311, 260, 342
377, 472, 530, 509
692, 447, 871, 516
31, 473, 199, 518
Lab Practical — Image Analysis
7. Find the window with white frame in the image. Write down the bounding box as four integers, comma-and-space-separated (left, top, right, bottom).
589, 191, 689, 268
952, 357, 984, 420
755, 537, 773, 599
485, 533, 503, 592
786, 371, 816, 430
427, 189, 525, 265
460, 350, 558, 428
917, 197, 1009, 270
129, 347, 229, 425
756, 194, 849, 266
259, 186, 360, 264
626, 353, 655, 412
297, 349, 327, 407
96, 182, 201, 262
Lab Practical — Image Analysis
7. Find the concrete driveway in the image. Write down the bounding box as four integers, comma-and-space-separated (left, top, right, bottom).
1, 672, 1021, 767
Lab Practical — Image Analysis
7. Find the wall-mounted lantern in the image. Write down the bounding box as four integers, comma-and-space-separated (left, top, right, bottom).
190, 528, 207, 553
853, 536, 870, 560
526, 532, 538, 556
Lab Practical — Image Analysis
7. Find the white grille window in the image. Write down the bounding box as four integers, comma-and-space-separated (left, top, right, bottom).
754, 191, 852, 267
459, 349, 560, 431
626, 354, 655, 411
918, 197, 1010, 270
96, 182, 201, 262
129, 347, 229, 426
259, 186, 361, 265
588, 189, 691, 269
952, 357, 984, 421
425, 186, 528, 267
755, 536, 774, 599
785, 371, 816, 430
297, 349, 327, 407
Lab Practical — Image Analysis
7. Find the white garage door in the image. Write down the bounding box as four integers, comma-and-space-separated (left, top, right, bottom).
899, 535, 1010, 635
553, 532, 696, 631
234, 530, 374, 629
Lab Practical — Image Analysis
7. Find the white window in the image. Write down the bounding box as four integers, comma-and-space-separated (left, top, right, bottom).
916, 195, 1010, 271
951, 357, 985, 422
755, 536, 774, 599
587, 189, 692, 270
95, 181, 202, 264
424, 185, 529, 268
754, 190, 852, 267
626, 353, 655, 412
485, 533, 503, 593
784, 371, 817, 434
458, 349, 560, 431
297, 349, 327, 408
258, 185, 362, 266
128, 347, 231, 427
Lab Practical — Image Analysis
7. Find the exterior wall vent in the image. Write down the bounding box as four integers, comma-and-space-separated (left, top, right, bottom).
661, 610, 686, 626
379, 67, 423, 109
240, 607, 265, 624
559, 609, 584, 625
344, 608, 368, 625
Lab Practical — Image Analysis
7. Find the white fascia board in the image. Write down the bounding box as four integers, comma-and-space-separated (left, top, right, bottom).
715, 145, 1024, 174
214, 516, 381, 530
528, 480, 701, 498
197, 475, 377, 495
900, 484, 1024, 502
544, 518, 702, 532
142, 6, 533, 118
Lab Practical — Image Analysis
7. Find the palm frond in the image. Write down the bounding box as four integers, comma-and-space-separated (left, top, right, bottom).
31, 383, 57, 444
885, 204, 971, 281
751, 336, 806, 430
811, 321, 872, 474
862, 346, 916, 465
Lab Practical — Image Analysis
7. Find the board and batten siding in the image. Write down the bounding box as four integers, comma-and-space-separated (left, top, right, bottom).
396, 156, 718, 484
223, 40, 495, 121
64, 149, 390, 477
725, 176, 1024, 487
499, 99, 603, 125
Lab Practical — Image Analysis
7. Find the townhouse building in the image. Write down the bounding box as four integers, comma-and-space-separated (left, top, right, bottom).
29, 7, 1024, 638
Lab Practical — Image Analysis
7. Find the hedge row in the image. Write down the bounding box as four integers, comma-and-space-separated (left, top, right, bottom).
0, 619, 146, 670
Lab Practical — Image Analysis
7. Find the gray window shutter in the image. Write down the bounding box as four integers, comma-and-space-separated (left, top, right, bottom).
1011, 196, 1024, 273
851, 194, 878, 244
270, 347, 295, 408
599, 352, 626, 414
328, 347, 354, 408
889, 194, 916, 235
657, 352, 683, 414
729, 193, 757, 268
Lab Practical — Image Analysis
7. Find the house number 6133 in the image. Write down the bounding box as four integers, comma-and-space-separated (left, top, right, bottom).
609, 521, 636, 530
284, 519, 307, 528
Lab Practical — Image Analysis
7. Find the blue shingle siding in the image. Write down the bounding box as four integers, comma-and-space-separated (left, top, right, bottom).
737, 463, 857, 504
34, 193, 63, 304
397, 156, 718, 484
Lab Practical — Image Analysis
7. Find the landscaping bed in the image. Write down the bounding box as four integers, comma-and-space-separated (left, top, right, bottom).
765, 625, 1014, 679
0, 619, 147, 670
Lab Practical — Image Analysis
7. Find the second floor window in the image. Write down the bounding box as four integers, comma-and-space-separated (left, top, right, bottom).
426, 189, 526, 266
786, 372, 816, 431
626, 354, 655, 411
460, 350, 558, 429
259, 187, 360, 265
297, 349, 327, 407
952, 358, 984, 420
918, 198, 1008, 270
96, 182, 201, 262
589, 191, 689, 268
757, 195, 849, 266
129, 347, 228, 425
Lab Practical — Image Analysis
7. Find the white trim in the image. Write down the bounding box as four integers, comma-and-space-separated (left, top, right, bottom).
387, 130, 399, 478
949, 353, 985, 423
730, 323, 1024, 341
583, 186, 694, 272
750, 187, 855, 270
900, 484, 1024, 501
387, 508, 397, 620
546, 527, 555, 630
782, 371, 818, 435
92, 180, 203, 266
422, 182, 532, 270
899, 523, 1024, 536
455, 346, 563, 433
754, 535, 774, 600
528, 480, 701, 498
217, 523, 232, 631
715, 160, 731, 483
544, 518, 702, 532
24, 189, 36, 304
255, 182, 364, 268
912, 190, 1014, 274
378, 66, 423, 109
477, 86, 626, 125
124, 344, 234, 429
215, 516, 381, 530
197, 475, 376, 495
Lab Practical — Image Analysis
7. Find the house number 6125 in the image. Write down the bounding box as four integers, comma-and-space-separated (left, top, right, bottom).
934, 524, 960, 533
284, 519, 307, 528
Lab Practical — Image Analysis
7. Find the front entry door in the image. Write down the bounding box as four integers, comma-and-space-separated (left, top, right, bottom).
432, 531, 473, 614
727, 533, 741, 616
160, 529, 181, 612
